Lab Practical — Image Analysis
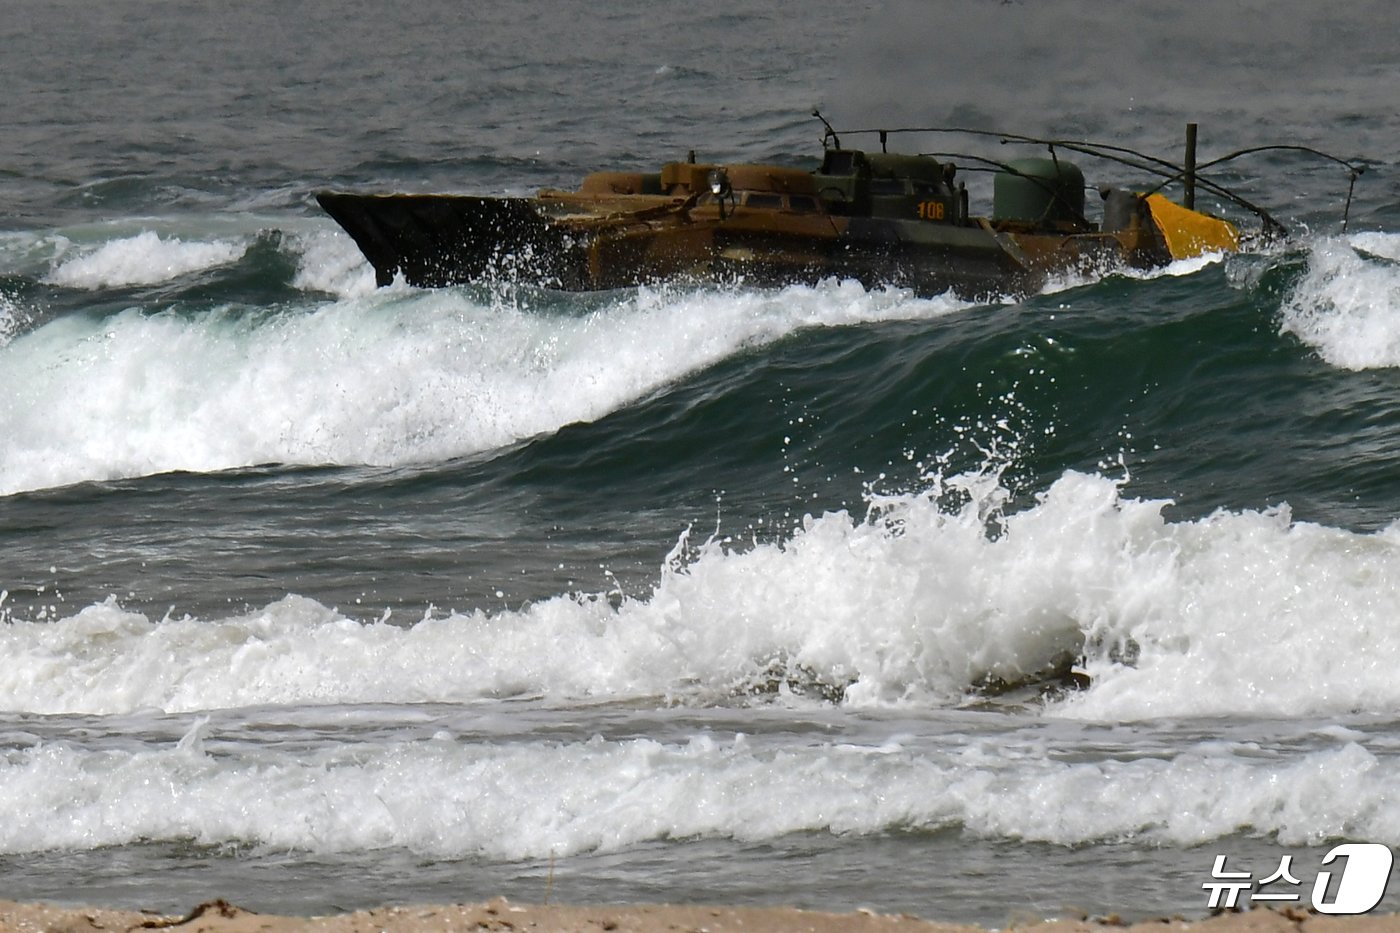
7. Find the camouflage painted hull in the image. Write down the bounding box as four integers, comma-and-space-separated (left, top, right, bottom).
318, 149, 1240, 299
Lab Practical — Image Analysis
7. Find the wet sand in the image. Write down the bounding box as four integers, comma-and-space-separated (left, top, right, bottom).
1, 899, 1396, 933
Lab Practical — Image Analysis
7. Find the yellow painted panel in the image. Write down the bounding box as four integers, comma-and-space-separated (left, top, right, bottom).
1145, 193, 1241, 260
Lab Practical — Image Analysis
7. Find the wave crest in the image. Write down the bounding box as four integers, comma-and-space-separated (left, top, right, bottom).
45, 231, 246, 289
6, 469, 1400, 721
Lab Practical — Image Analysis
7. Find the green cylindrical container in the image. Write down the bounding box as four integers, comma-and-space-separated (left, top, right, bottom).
992, 158, 1086, 224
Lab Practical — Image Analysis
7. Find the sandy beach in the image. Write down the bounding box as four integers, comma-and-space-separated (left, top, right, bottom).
2, 900, 1397, 933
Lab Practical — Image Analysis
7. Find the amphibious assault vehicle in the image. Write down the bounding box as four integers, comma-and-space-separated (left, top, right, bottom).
317, 116, 1360, 299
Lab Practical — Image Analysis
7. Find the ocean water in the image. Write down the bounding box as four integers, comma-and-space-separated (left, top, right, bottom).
4, 0, 1400, 924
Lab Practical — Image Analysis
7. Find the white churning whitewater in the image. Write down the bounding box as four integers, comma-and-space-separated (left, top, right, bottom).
45, 230, 246, 289
1, 718, 1397, 858
1280, 231, 1400, 369
287, 227, 381, 297
0, 265, 969, 496
0, 291, 24, 349
1041, 249, 1228, 296
4, 470, 1400, 721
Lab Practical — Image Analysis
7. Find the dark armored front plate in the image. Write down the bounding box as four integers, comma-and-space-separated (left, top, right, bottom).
315, 192, 583, 288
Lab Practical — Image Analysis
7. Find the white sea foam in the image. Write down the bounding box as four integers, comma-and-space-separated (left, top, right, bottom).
45, 230, 246, 289
0, 719, 1395, 858
1279, 232, 1400, 369
0, 280, 970, 495
4, 470, 1400, 722
0, 292, 25, 349
1039, 249, 1228, 296
287, 227, 381, 298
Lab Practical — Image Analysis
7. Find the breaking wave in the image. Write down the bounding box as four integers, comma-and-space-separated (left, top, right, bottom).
4, 469, 1399, 721
1279, 231, 1400, 369
0, 719, 1393, 858
0, 279, 971, 496
45, 230, 247, 289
